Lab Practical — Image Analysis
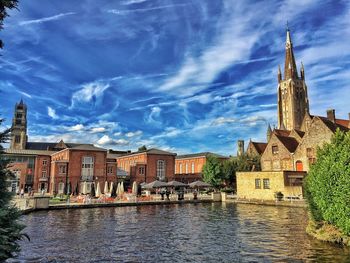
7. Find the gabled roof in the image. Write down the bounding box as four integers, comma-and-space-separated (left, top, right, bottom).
250, 142, 267, 155
25, 142, 87, 151
70, 144, 106, 152
4, 148, 56, 156
176, 152, 228, 159
317, 116, 349, 133
275, 135, 299, 153
293, 129, 305, 138
273, 129, 291, 137
117, 148, 177, 158
335, 119, 349, 129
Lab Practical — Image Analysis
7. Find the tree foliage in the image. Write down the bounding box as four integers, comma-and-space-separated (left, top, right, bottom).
0, 119, 27, 261
0, 0, 18, 49
304, 129, 350, 235
202, 155, 223, 188
138, 145, 147, 152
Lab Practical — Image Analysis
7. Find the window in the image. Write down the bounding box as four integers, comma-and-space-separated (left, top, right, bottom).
179, 163, 183, 174
306, 148, 314, 158
107, 166, 113, 174
41, 170, 47, 178
81, 156, 94, 180
157, 160, 165, 181
139, 166, 145, 175
185, 163, 188, 174
42, 160, 47, 166
16, 113, 22, 119
191, 162, 195, 174
272, 145, 279, 155
15, 135, 21, 143
308, 158, 316, 165
263, 179, 270, 189
59, 165, 67, 174
255, 179, 261, 189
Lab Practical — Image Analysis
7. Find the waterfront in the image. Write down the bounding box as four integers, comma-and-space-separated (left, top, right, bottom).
11, 203, 350, 262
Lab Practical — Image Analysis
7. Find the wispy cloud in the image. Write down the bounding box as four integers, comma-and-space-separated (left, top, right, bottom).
71, 81, 110, 108
47, 106, 58, 119
19, 12, 76, 26
107, 4, 189, 15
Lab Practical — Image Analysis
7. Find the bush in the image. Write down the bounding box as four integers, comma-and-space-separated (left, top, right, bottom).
304, 129, 350, 235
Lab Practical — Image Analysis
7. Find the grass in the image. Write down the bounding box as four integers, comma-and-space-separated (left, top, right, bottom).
306, 218, 350, 247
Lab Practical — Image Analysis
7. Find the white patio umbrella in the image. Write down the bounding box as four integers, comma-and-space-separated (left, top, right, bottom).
82, 181, 87, 194
120, 181, 125, 195
142, 180, 168, 189
116, 182, 121, 196
104, 181, 109, 194
96, 182, 101, 197
132, 181, 138, 195
109, 182, 114, 193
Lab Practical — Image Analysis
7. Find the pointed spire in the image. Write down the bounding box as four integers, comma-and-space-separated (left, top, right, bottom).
300, 61, 305, 80
278, 65, 282, 82
284, 26, 298, 80
19, 98, 24, 105
267, 124, 272, 142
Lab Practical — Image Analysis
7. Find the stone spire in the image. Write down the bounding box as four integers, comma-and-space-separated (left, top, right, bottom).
278, 65, 282, 83
300, 61, 305, 80
266, 124, 272, 142
284, 27, 298, 80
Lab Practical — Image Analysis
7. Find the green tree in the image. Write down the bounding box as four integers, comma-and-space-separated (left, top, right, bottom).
202, 155, 223, 188
138, 145, 147, 152
0, 119, 28, 261
221, 159, 236, 186
304, 129, 350, 235
0, 0, 18, 48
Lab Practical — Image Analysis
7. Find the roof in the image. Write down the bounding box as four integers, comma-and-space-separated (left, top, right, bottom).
318, 116, 349, 133
70, 144, 106, 152
273, 129, 291, 137
250, 142, 267, 155
117, 148, 177, 158
25, 141, 92, 151
293, 129, 305, 138
335, 119, 349, 129
3, 148, 56, 156
275, 135, 299, 153
176, 152, 228, 159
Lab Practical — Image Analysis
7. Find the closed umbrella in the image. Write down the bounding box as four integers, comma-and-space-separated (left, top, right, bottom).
120, 181, 125, 195
109, 182, 114, 193
82, 181, 87, 194
104, 181, 109, 194
96, 182, 101, 197
116, 182, 121, 196
132, 181, 138, 195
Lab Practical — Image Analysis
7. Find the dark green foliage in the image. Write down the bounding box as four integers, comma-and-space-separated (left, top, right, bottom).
202, 155, 223, 188
0, 0, 18, 48
138, 145, 147, 152
0, 119, 28, 261
304, 129, 350, 235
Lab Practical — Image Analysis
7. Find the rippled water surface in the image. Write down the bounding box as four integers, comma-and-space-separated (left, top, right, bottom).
11, 203, 350, 262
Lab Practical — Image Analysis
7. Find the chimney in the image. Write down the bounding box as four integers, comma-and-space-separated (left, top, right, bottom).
237, 140, 244, 157
326, 109, 335, 123
348, 113, 350, 128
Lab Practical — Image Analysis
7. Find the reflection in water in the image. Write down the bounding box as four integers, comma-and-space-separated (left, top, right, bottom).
9, 203, 350, 262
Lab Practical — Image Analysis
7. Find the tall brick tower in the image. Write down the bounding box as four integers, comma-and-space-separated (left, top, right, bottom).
277, 27, 309, 130
10, 99, 27, 150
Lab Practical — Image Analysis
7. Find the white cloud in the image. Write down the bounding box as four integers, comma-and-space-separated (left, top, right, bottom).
90, 127, 106, 133
145, 106, 161, 124
67, 124, 85, 131
47, 106, 58, 119
107, 4, 189, 15
97, 135, 129, 146
71, 81, 110, 107
125, 130, 143, 137
19, 12, 76, 26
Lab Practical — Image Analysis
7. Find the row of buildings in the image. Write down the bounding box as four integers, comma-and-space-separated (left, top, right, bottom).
4, 103, 228, 194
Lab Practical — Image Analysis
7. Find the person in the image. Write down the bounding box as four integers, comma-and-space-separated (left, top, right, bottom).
160, 190, 165, 200
193, 190, 198, 200
16, 188, 20, 197
165, 190, 170, 201
41, 188, 45, 196
20, 188, 24, 198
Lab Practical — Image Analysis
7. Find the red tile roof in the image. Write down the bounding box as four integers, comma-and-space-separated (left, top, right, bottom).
273, 129, 291, 137
275, 135, 299, 153
251, 142, 267, 154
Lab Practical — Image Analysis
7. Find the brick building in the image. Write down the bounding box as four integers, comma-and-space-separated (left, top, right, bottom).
174, 152, 228, 183
116, 149, 176, 184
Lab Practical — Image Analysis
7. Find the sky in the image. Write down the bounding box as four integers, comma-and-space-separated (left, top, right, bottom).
0, 0, 349, 155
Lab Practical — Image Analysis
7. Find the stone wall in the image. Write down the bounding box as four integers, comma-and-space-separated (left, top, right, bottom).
236, 171, 304, 200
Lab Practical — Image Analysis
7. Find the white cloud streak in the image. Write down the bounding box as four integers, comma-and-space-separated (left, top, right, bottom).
19, 12, 76, 26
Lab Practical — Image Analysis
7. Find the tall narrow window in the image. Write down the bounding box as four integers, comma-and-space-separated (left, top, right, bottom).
81, 156, 94, 181
255, 179, 261, 189
179, 163, 183, 174
185, 163, 188, 174
157, 160, 165, 181
191, 162, 195, 174
263, 179, 270, 189
59, 165, 67, 174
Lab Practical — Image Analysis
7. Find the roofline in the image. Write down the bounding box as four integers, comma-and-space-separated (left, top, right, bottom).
116, 150, 176, 159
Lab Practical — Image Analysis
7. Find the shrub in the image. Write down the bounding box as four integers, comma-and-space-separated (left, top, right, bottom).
304, 129, 350, 235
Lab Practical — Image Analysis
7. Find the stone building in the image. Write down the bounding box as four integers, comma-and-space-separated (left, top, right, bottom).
116, 148, 176, 184
174, 152, 228, 183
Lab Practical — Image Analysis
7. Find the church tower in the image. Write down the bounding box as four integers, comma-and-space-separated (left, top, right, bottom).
10, 100, 28, 150
277, 28, 309, 130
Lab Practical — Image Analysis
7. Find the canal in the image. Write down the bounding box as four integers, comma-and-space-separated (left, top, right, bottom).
10, 203, 350, 262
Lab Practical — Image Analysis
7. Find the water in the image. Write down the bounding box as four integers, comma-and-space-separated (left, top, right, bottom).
10, 203, 350, 262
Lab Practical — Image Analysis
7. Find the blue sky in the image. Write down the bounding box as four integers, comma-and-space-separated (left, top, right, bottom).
0, 0, 349, 155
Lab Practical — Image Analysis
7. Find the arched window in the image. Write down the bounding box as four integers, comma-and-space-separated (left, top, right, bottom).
157, 160, 165, 181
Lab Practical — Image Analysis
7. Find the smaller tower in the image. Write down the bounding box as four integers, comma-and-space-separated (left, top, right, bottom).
10, 100, 27, 150
237, 140, 244, 157
266, 124, 272, 142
